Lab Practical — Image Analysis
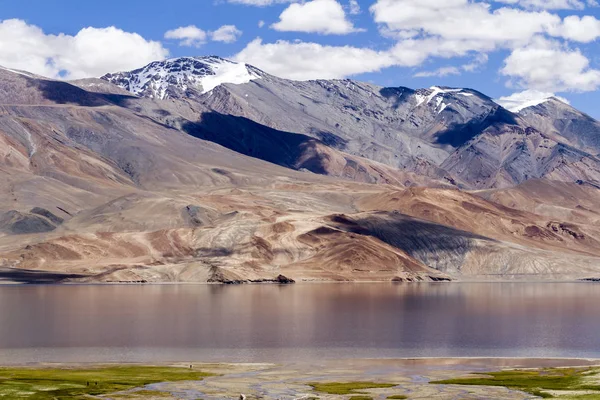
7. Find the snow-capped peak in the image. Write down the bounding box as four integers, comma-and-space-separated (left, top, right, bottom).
101, 56, 261, 100
494, 90, 570, 113
414, 86, 472, 112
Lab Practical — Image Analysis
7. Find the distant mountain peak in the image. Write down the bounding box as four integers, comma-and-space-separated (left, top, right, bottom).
101, 56, 261, 100
412, 86, 480, 114
494, 90, 570, 113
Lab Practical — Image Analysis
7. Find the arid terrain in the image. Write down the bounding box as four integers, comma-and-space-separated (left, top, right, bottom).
1, 60, 600, 283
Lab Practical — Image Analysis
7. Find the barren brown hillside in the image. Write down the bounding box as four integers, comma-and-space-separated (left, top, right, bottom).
1, 65, 600, 283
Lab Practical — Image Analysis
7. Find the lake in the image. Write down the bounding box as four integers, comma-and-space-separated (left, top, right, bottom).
1, 282, 600, 364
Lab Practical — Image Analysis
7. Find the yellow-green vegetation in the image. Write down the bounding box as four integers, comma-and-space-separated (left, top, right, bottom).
387, 396, 408, 399
349, 396, 373, 400
0, 365, 213, 399
432, 367, 600, 399
309, 381, 397, 395
110, 389, 173, 399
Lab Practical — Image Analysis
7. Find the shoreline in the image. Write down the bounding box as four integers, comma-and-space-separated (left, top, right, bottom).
1, 278, 598, 286
3, 267, 600, 286
3, 356, 600, 368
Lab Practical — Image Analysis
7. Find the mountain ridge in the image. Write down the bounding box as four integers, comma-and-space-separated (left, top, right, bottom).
103, 56, 600, 190
0, 58, 599, 283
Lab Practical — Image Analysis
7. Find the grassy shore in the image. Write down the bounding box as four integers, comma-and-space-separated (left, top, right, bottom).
2, 361, 600, 399
432, 367, 600, 399
0, 365, 212, 399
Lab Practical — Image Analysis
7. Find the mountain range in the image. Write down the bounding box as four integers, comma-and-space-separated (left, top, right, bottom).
1, 56, 600, 283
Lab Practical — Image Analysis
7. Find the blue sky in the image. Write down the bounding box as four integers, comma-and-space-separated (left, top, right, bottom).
1, 0, 600, 117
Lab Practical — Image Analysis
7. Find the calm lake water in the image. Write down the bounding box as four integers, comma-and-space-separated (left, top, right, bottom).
1, 282, 600, 364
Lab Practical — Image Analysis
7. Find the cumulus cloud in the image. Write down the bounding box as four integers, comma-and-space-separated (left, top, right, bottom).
414, 67, 461, 78
348, 0, 361, 14
462, 53, 489, 72
234, 38, 395, 80
164, 25, 207, 47
548, 15, 600, 42
370, 0, 600, 47
230, 0, 600, 95
365, 0, 600, 93
165, 24, 242, 46
494, 0, 592, 9
414, 53, 488, 77
211, 25, 242, 43
0, 19, 167, 79
495, 89, 570, 112
501, 37, 600, 92
272, 0, 363, 35
371, 0, 557, 46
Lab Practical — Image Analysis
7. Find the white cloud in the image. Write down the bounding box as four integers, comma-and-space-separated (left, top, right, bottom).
164, 25, 207, 47
231, 0, 600, 96
272, 0, 363, 35
548, 15, 600, 42
495, 89, 570, 112
165, 24, 242, 46
494, 0, 589, 9
370, 0, 561, 46
258, 20, 266, 28
370, 0, 600, 49
211, 25, 242, 43
501, 37, 600, 92
234, 38, 395, 80
414, 53, 488, 77
414, 67, 461, 78
365, 0, 600, 94
0, 19, 168, 79
462, 53, 489, 72
348, 0, 361, 14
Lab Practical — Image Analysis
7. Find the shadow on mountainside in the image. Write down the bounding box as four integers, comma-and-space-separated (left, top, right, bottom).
329, 212, 494, 273
32, 78, 137, 107
435, 106, 518, 148
0, 268, 87, 284
379, 86, 417, 108
182, 112, 331, 174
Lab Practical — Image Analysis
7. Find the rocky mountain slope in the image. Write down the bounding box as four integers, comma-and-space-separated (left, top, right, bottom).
102, 57, 600, 190
517, 97, 600, 156
0, 59, 599, 283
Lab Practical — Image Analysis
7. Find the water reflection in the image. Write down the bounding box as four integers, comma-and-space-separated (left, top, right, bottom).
0, 283, 599, 363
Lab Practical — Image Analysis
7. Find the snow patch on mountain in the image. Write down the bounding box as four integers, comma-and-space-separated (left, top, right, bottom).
101, 56, 260, 99
0, 65, 40, 79
414, 86, 469, 110
495, 90, 570, 113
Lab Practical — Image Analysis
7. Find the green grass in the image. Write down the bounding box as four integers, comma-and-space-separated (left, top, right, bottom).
386, 396, 408, 399
309, 381, 397, 395
0, 365, 213, 399
431, 367, 600, 399
109, 390, 173, 398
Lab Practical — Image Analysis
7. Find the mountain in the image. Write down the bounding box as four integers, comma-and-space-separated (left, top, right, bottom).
101, 56, 261, 100
103, 57, 600, 190
517, 97, 600, 156
0, 59, 599, 283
